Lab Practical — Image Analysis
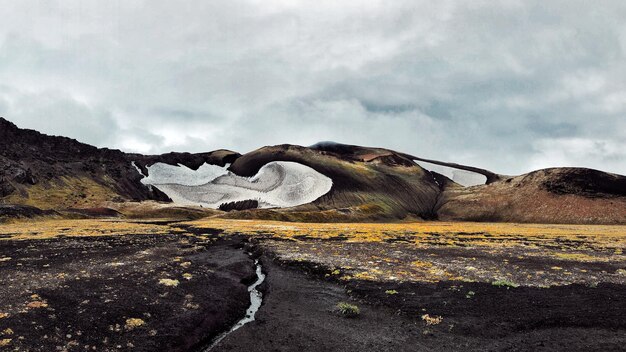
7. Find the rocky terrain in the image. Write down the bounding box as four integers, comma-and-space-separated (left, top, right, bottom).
0, 219, 624, 351
0, 229, 255, 351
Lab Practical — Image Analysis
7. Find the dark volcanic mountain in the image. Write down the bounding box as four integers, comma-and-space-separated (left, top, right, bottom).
1, 117, 625, 224
0, 117, 238, 211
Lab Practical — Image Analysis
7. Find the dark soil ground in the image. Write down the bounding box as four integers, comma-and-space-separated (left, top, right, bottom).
215, 254, 626, 352
0, 233, 255, 351
1, 221, 625, 352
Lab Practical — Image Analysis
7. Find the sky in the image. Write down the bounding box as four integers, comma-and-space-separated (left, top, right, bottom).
1, 1, 625, 175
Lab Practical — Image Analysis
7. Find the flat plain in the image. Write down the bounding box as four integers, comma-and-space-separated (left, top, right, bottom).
1, 219, 625, 351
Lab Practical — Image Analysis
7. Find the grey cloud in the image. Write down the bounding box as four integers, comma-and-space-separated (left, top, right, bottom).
0, 0, 625, 174
0, 85, 117, 146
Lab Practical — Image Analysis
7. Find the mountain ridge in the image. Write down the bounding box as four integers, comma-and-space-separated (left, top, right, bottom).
1, 117, 625, 224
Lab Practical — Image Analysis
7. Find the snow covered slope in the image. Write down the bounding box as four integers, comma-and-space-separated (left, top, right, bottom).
137, 161, 333, 208
415, 160, 487, 187
140, 162, 230, 186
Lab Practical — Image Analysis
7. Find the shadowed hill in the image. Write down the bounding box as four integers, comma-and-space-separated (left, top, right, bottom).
0, 117, 238, 210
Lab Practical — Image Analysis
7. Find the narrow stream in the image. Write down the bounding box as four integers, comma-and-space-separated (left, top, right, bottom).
204, 259, 266, 351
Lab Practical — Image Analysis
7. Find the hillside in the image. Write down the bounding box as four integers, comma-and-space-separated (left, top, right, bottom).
0, 117, 236, 215
438, 168, 626, 224
1, 117, 625, 224
226, 143, 441, 221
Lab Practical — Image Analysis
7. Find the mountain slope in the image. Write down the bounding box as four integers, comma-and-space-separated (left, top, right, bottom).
227, 143, 441, 220
1, 117, 624, 224
438, 168, 626, 224
0, 117, 237, 211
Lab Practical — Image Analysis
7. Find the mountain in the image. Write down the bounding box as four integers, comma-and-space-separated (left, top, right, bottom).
1, 117, 625, 224
0, 117, 237, 218
438, 167, 626, 224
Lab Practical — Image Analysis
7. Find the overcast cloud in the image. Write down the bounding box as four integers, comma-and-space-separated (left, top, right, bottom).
1, 0, 625, 175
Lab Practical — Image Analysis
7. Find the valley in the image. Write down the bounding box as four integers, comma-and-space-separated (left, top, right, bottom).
1, 118, 625, 351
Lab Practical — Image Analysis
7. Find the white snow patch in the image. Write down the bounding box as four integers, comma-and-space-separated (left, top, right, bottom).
137, 161, 333, 209
140, 162, 230, 187
415, 160, 487, 187
131, 161, 146, 177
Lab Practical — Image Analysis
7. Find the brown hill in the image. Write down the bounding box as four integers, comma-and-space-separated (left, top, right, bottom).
438, 168, 626, 224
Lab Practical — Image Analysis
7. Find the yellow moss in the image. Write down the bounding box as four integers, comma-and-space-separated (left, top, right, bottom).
0, 219, 177, 241
0, 339, 11, 347
158, 279, 179, 287
553, 253, 600, 262
5, 176, 120, 209
124, 318, 145, 330
411, 260, 434, 268
353, 271, 377, 280
421, 314, 443, 325
26, 300, 48, 309
182, 219, 626, 251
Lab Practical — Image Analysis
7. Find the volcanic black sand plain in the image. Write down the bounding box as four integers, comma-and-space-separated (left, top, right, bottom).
0, 218, 624, 352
